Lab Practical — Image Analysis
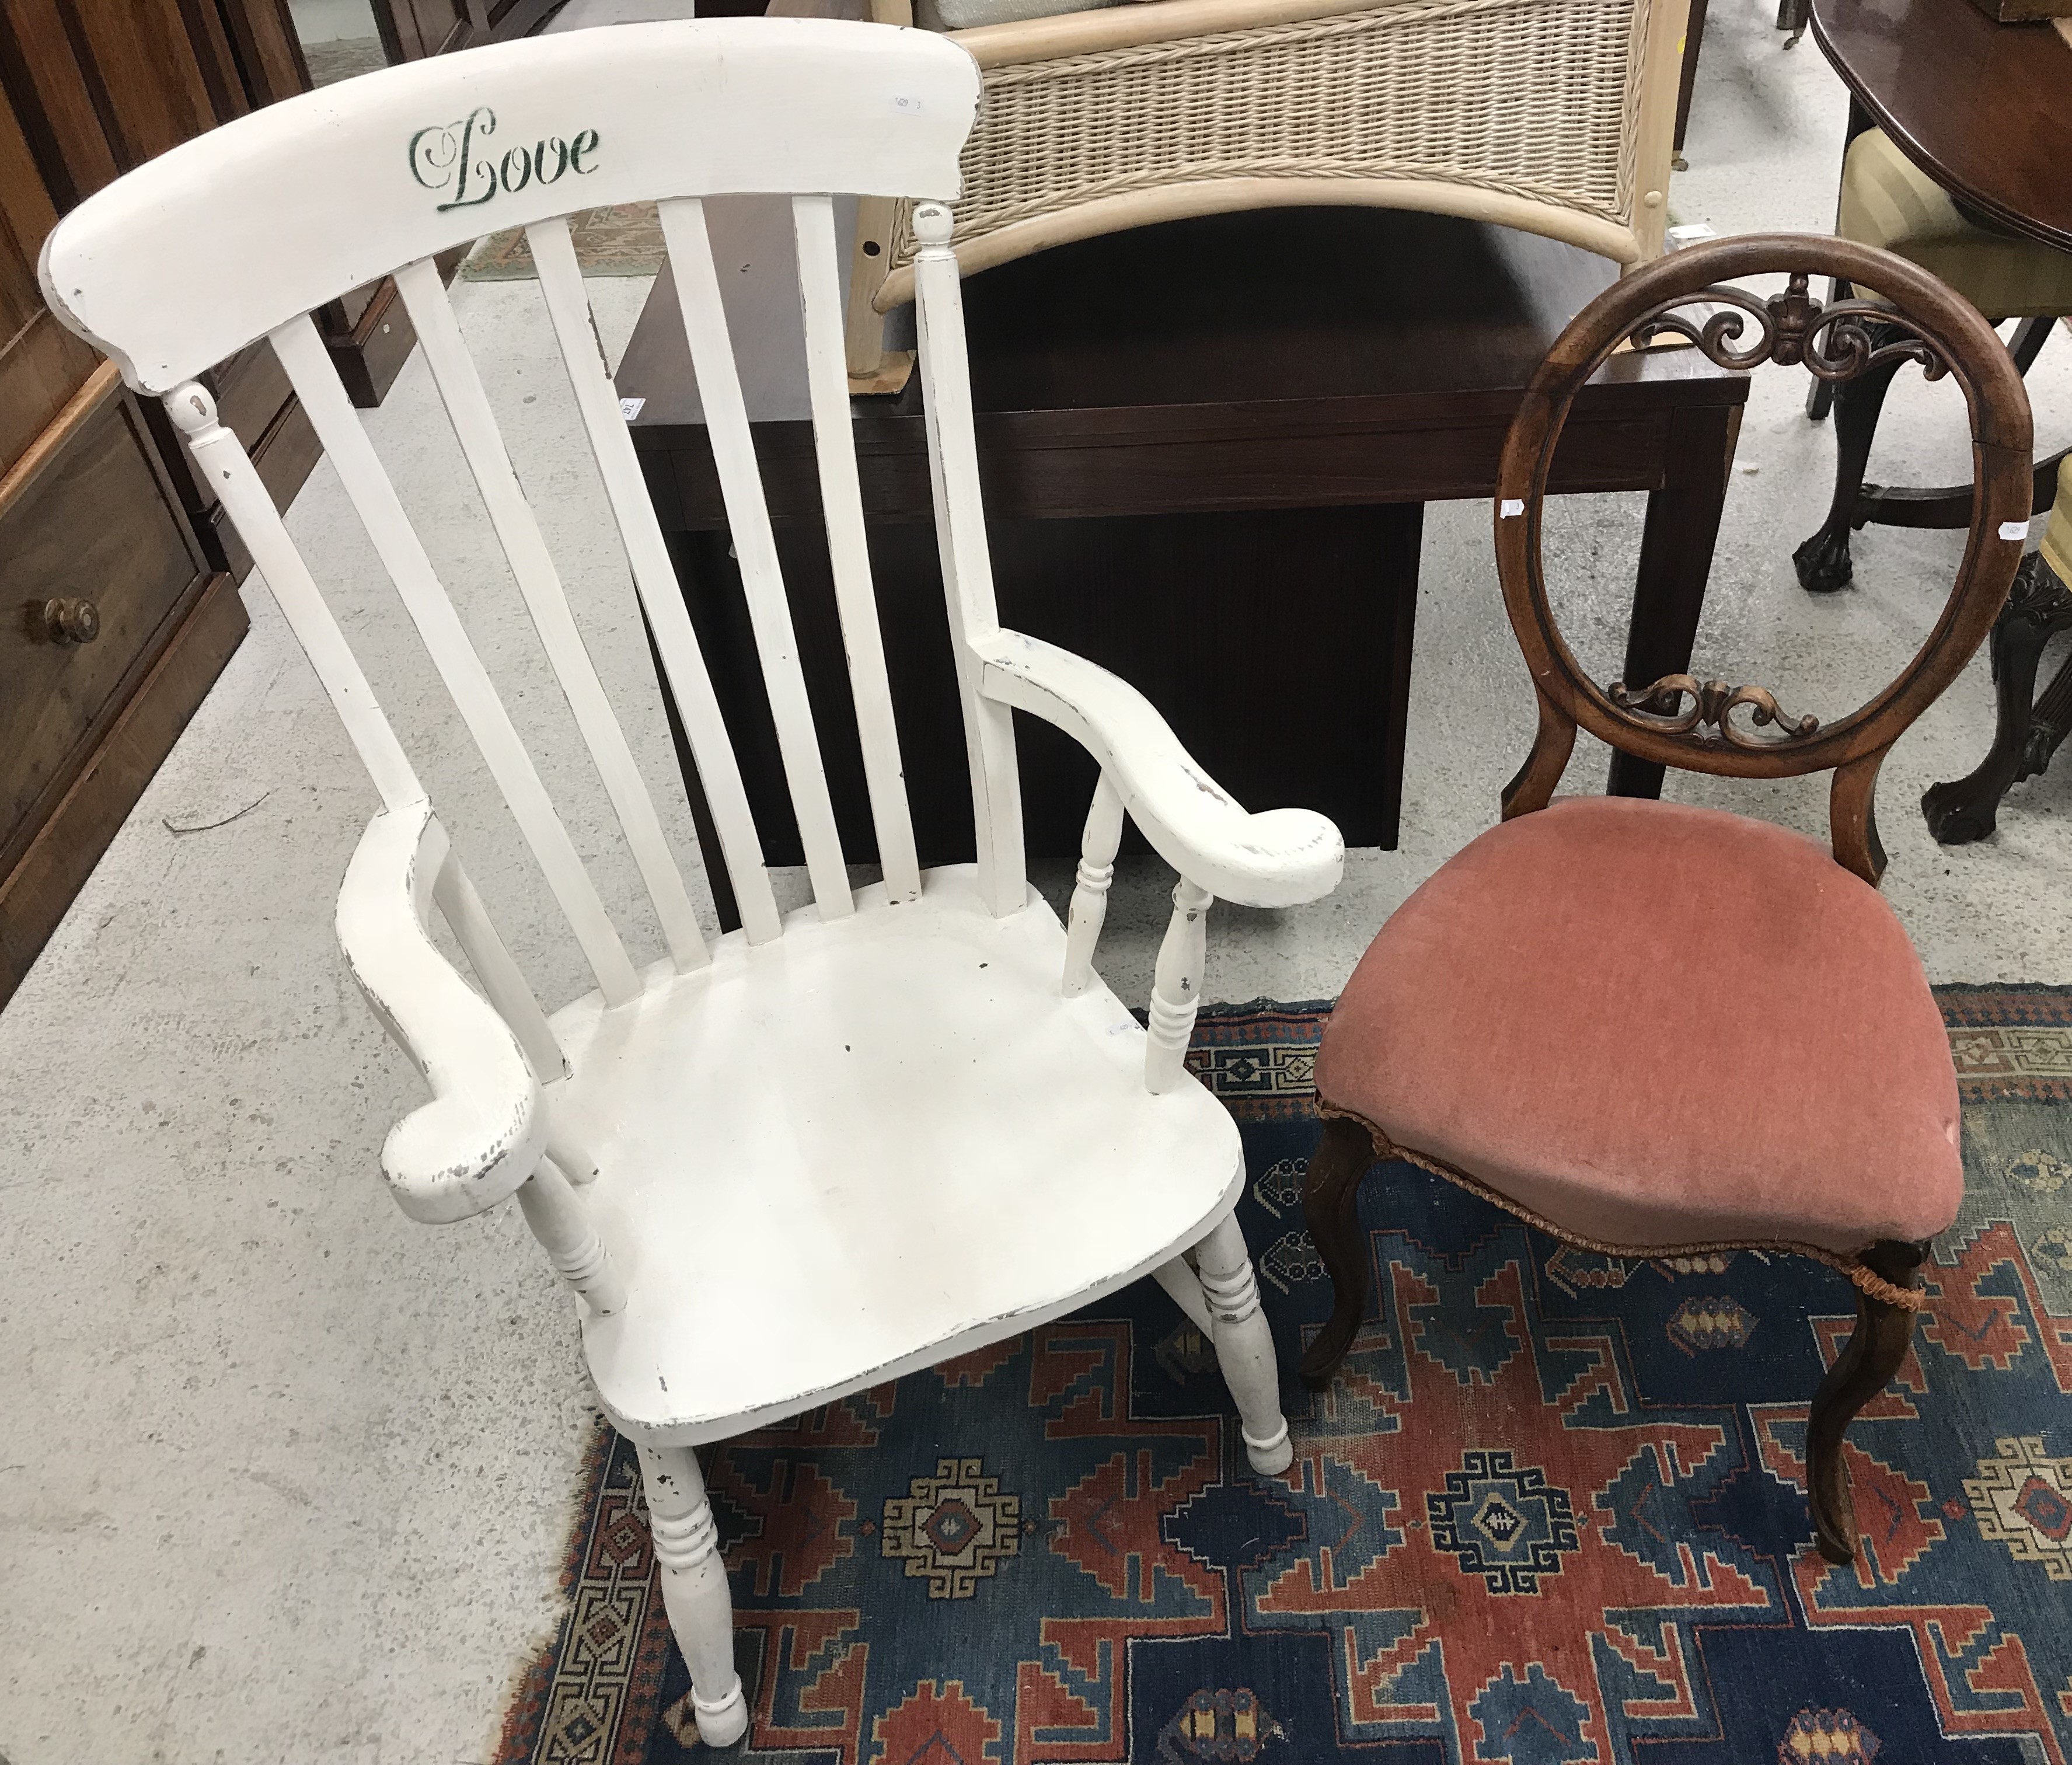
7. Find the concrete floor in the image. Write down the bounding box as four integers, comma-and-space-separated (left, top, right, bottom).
4, 4, 2071, 1761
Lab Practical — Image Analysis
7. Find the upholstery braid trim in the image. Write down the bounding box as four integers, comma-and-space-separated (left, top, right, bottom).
1316, 1103, 1928, 1313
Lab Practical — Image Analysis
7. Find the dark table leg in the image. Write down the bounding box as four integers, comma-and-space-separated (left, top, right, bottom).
1607, 402, 1740, 799
1673, 0, 1708, 166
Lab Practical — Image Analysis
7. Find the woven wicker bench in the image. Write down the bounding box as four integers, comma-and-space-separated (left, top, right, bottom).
844, 0, 1691, 386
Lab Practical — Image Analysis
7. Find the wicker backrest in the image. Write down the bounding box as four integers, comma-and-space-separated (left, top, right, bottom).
846, 0, 1690, 381
1494, 234, 2034, 884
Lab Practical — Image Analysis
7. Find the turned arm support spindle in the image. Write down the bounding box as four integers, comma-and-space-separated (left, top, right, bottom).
1063, 774, 1125, 996
1145, 877, 1212, 1093
515, 1155, 626, 1317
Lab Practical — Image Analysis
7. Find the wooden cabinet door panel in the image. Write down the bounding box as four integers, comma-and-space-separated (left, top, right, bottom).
0, 379, 208, 865
0, 89, 99, 475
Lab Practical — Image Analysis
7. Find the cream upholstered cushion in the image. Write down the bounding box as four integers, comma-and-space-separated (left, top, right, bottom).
1838, 127, 2072, 320
1313, 797, 1964, 1257
2042, 456, 2072, 585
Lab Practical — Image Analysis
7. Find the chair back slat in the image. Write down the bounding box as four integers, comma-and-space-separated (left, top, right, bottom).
791, 193, 921, 905
911, 203, 1025, 916
657, 196, 853, 922
427, 826, 568, 1082
526, 214, 786, 946
168, 385, 425, 812
271, 312, 643, 1004
392, 256, 710, 973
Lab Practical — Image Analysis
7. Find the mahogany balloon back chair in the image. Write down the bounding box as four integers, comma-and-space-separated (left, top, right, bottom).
1298, 235, 2032, 1568
40, 21, 1342, 1743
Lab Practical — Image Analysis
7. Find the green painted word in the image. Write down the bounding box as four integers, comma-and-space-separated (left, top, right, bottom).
409, 107, 599, 212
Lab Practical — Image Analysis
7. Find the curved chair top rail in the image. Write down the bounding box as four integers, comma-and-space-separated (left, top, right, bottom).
1495, 233, 2033, 883
39, 18, 979, 394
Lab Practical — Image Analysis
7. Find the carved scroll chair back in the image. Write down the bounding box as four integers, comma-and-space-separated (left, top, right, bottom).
1300, 235, 2031, 1569
40, 22, 1341, 1745
1499, 233, 2035, 884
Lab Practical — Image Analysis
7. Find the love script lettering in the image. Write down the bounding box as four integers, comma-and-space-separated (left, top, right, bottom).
408, 107, 599, 212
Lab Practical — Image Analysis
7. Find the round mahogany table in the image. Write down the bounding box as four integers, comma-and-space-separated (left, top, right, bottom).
1808, 0, 2072, 252
1808, 0, 2072, 844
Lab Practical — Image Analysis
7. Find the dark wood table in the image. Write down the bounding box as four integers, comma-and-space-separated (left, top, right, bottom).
1810, 0, 2072, 254
618, 205, 1746, 929
1804, 0, 2072, 843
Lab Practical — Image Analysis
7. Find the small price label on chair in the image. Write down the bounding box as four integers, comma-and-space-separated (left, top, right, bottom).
620, 396, 646, 421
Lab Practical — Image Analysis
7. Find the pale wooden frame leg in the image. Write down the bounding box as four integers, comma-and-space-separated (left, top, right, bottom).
1193, 1213, 1294, 1475
636, 1442, 748, 1747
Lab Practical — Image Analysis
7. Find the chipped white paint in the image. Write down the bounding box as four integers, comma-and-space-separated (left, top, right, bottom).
1151, 1253, 1215, 1335
1146, 877, 1212, 1094
1196, 1216, 1295, 1474
794, 191, 922, 906
636, 1443, 747, 1747
42, 27, 1338, 1743
976, 630, 1344, 908
515, 1157, 626, 1317
38, 20, 981, 393
1063, 773, 1123, 996
334, 800, 543, 1225
912, 199, 1028, 918
394, 254, 710, 975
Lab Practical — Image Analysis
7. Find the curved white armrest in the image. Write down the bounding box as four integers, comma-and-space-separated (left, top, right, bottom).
975, 630, 1344, 907
336, 800, 545, 1225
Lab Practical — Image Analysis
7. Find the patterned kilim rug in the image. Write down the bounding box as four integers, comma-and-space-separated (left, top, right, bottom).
462, 204, 667, 280
497, 986, 2072, 1765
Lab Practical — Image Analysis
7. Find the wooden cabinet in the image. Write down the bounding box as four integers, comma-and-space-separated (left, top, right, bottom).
0, 3, 284, 1002
372, 0, 567, 61
0, 371, 246, 1000
0, 0, 566, 1004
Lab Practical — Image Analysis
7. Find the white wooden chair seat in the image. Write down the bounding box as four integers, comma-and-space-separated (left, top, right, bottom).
42, 22, 1344, 1746
551, 867, 1239, 1442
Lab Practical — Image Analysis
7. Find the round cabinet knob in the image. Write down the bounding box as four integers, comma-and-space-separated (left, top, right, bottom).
42, 597, 100, 644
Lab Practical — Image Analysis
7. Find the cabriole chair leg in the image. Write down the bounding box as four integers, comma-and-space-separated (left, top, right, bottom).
1298, 1115, 1381, 1389
1805, 1238, 1928, 1565
637, 1441, 749, 1746
1195, 1214, 1295, 1475
1794, 326, 1907, 593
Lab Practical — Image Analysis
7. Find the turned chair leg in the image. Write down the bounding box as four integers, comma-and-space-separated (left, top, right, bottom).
1194, 1214, 1295, 1475
1923, 552, 2072, 843
1794, 329, 1906, 593
1805, 1239, 1927, 1565
1298, 1115, 1381, 1389
637, 1441, 749, 1747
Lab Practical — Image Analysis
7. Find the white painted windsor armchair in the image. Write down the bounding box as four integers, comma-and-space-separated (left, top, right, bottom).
41, 20, 1342, 1745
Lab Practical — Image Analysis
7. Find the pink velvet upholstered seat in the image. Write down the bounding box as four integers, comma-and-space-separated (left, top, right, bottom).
1314, 796, 1962, 1256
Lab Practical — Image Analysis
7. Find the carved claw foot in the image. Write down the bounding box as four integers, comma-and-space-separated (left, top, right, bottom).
1921, 551, 2072, 846
1793, 523, 1855, 594
1921, 777, 2000, 845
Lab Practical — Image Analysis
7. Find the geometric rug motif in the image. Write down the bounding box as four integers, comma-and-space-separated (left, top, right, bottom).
496, 986, 2072, 1764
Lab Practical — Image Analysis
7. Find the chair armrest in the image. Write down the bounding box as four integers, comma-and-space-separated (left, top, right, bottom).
975, 629, 1344, 906
336, 799, 544, 1225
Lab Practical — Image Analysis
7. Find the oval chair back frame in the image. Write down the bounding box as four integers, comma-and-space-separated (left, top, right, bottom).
1494, 233, 2035, 885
